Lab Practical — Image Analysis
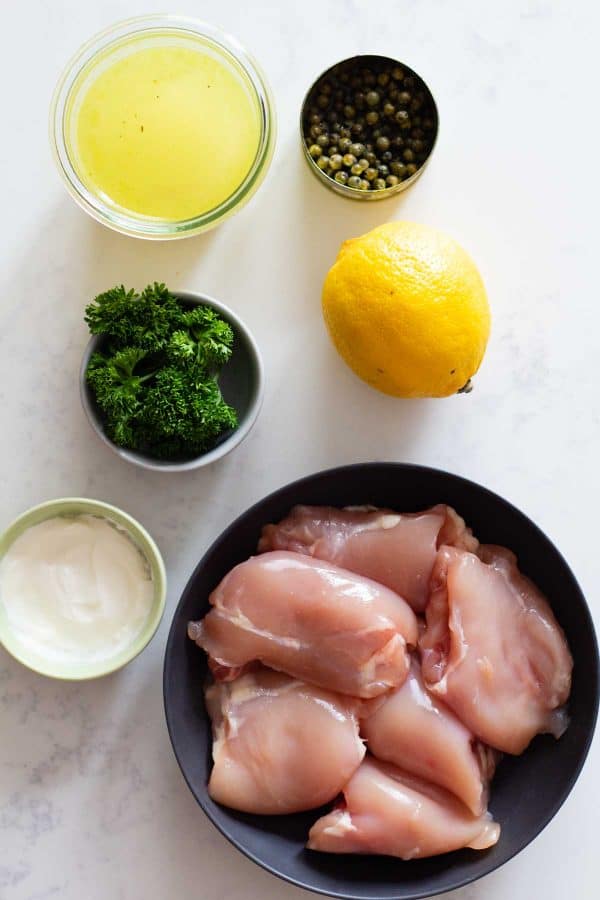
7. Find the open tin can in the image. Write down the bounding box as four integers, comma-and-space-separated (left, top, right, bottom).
300, 54, 439, 200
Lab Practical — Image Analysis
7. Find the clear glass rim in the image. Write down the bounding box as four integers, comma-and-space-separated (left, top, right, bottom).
49, 15, 277, 240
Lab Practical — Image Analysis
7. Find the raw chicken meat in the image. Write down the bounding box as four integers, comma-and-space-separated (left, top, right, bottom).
420, 545, 573, 754
361, 658, 498, 814
258, 504, 477, 612
205, 667, 365, 814
307, 757, 500, 858
188, 551, 418, 698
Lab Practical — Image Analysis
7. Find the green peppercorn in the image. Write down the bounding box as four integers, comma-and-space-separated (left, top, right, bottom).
303, 62, 435, 194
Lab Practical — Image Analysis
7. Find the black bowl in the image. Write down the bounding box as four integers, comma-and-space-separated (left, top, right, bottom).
163, 463, 599, 900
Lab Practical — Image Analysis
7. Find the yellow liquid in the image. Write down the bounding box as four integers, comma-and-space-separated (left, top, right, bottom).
74, 44, 261, 220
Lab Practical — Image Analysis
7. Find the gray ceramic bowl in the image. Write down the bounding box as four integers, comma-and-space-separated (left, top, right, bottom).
164, 462, 598, 900
80, 290, 264, 471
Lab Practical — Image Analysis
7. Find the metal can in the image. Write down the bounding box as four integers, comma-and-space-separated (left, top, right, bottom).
300, 54, 439, 200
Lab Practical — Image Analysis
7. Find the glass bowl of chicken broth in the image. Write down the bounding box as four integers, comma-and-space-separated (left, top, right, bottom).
50, 16, 276, 238
163, 462, 598, 900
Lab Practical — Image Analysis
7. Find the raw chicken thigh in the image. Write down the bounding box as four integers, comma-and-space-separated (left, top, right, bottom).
361, 658, 497, 814
188, 551, 418, 698
420, 545, 573, 754
259, 504, 477, 612
205, 667, 365, 814
307, 757, 500, 859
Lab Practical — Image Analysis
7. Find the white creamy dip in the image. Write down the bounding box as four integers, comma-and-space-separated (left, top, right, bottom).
0, 514, 154, 663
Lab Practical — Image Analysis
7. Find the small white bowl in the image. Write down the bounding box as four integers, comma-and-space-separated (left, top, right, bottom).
80, 291, 265, 472
0, 498, 166, 680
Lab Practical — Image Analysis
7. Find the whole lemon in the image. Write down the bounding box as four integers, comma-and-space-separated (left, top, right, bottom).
322, 221, 490, 398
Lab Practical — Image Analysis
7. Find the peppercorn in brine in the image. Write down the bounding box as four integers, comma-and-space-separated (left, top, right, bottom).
302, 57, 437, 194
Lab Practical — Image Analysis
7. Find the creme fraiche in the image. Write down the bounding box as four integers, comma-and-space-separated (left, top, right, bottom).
0, 514, 154, 664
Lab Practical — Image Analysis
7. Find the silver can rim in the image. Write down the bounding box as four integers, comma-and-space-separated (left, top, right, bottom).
299, 54, 439, 200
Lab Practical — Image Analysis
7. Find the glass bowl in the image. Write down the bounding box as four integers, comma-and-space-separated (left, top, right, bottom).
50, 15, 276, 239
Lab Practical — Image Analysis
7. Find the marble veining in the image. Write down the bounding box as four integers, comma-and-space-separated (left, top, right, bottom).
1, 1, 598, 898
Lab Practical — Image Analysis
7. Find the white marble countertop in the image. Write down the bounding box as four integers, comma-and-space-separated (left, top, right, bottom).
1, 1, 598, 898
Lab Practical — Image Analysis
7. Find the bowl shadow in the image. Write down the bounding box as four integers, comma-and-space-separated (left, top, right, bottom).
163, 462, 599, 900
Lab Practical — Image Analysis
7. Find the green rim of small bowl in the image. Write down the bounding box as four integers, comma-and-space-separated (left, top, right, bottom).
0, 498, 167, 680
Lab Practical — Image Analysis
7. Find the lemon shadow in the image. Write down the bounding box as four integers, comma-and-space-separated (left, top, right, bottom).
244, 131, 435, 477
